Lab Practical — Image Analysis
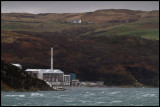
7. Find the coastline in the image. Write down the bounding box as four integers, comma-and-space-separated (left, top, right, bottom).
63, 85, 159, 89
2, 85, 159, 92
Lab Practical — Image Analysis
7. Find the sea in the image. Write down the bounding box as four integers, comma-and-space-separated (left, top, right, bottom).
1, 87, 159, 106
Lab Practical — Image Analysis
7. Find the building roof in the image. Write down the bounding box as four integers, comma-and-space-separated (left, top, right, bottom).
63, 74, 70, 76
43, 69, 64, 74
25, 69, 64, 74
25, 69, 40, 71
72, 19, 81, 21
12, 63, 22, 67
12, 63, 22, 69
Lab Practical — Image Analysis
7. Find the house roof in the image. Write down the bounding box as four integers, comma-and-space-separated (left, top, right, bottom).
72, 19, 81, 21
25, 69, 64, 74
72, 19, 81, 20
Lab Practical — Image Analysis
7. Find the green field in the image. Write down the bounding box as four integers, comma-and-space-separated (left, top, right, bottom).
79, 17, 159, 40
1, 15, 159, 40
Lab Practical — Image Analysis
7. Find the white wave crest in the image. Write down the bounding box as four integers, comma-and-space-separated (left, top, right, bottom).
110, 100, 123, 103
95, 101, 106, 104
31, 93, 44, 97
6, 95, 25, 97
109, 91, 120, 95
142, 94, 156, 97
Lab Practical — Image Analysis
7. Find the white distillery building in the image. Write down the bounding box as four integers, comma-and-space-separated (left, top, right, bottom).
25, 47, 70, 86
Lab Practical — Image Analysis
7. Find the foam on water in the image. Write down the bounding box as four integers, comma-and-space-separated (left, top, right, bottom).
142, 94, 156, 97
2, 88, 159, 106
80, 100, 92, 103
95, 101, 106, 104
59, 94, 67, 97
30, 93, 44, 97
89, 93, 95, 96
64, 100, 74, 103
109, 91, 120, 95
110, 100, 123, 103
6, 95, 25, 97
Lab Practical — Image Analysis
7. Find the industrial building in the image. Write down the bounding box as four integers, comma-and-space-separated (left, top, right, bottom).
63, 75, 71, 85
25, 47, 70, 86
70, 73, 76, 80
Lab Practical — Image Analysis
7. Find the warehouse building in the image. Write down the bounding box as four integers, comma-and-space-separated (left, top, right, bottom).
25, 47, 70, 86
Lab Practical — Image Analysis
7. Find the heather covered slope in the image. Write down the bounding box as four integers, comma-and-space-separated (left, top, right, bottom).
1, 31, 159, 87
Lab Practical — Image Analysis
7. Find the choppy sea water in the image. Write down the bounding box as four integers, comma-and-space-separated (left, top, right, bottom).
1, 87, 159, 106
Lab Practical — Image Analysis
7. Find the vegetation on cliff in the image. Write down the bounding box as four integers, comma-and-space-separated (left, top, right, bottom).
1, 60, 53, 91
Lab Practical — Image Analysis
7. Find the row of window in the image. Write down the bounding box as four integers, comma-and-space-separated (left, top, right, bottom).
43, 73, 62, 76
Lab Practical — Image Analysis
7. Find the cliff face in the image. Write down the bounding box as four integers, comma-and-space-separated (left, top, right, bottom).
1, 60, 53, 91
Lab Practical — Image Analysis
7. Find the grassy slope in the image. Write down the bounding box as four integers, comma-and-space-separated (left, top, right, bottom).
2, 21, 93, 32
79, 16, 159, 40
2, 16, 158, 40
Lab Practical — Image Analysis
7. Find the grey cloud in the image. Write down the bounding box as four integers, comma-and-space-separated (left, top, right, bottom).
1, 1, 159, 14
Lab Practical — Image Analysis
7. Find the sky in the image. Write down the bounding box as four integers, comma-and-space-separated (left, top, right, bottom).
1, 1, 159, 14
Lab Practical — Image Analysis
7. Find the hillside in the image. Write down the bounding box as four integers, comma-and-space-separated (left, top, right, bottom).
79, 15, 159, 40
1, 60, 54, 91
1, 9, 159, 40
2, 9, 159, 23
1, 31, 159, 87
1, 9, 159, 87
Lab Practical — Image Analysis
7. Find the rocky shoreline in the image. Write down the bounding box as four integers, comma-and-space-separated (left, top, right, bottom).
1, 60, 55, 92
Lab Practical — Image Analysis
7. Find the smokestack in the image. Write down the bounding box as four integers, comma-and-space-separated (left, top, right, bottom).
51, 47, 53, 70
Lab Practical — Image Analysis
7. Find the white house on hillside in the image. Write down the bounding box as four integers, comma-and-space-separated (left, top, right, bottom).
71, 19, 81, 23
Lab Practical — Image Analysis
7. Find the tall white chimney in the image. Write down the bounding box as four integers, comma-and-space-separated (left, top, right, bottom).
51, 47, 53, 70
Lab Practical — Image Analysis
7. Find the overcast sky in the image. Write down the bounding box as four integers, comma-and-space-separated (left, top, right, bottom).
1, 1, 159, 14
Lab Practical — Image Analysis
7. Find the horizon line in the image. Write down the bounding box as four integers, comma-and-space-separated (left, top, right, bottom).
1, 9, 159, 14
